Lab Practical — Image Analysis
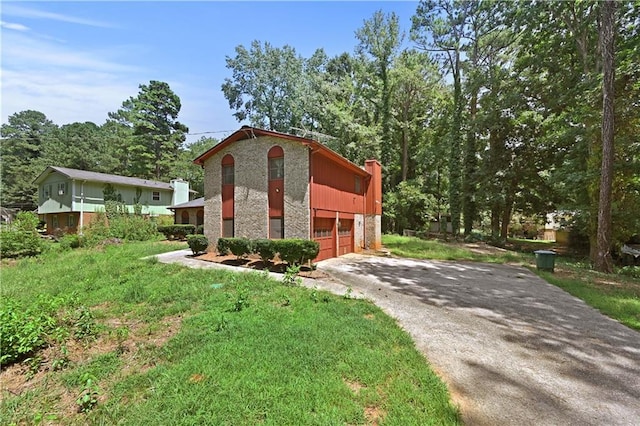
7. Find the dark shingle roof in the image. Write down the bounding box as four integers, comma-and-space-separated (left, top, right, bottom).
168, 197, 204, 209
34, 166, 174, 191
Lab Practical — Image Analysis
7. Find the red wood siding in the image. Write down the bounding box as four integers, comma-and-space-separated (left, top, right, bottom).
311, 153, 365, 214
313, 217, 335, 261
338, 219, 353, 255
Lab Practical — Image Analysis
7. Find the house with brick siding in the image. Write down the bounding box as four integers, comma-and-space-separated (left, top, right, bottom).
34, 166, 192, 234
194, 126, 382, 261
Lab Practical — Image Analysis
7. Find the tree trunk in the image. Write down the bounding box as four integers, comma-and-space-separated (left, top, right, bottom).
594, 0, 616, 273
449, 50, 463, 237
463, 89, 478, 236
401, 126, 408, 182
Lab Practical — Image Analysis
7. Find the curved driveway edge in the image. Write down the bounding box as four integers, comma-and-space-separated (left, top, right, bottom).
154, 250, 640, 425
316, 254, 640, 426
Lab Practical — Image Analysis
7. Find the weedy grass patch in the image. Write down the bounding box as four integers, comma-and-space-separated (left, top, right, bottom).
1, 241, 460, 425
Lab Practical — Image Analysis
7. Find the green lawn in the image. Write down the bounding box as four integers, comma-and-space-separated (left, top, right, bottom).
382, 235, 640, 331
0, 241, 459, 425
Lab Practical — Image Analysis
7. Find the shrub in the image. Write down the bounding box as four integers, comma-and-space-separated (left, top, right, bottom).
227, 238, 254, 258
254, 239, 277, 263
217, 238, 231, 255
195, 225, 204, 234
0, 212, 43, 258
82, 212, 159, 245
158, 224, 196, 240
0, 295, 69, 366
275, 239, 319, 266
59, 233, 83, 250
187, 235, 208, 255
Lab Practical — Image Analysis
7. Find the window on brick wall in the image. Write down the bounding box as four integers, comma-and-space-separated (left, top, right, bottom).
223, 219, 234, 237
269, 217, 284, 239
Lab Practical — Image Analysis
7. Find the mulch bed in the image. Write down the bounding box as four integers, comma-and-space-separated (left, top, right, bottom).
194, 252, 331, 279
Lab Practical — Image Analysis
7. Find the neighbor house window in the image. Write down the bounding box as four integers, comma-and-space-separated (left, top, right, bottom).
68, 215, 75, 228
58, 183, 67, 196
222, 219, 234, 238
355, 176, 361, 194
269, 217, 284, 239
152, 191, 160, 201
181, 211, 189, 224
52, 215, 58, 229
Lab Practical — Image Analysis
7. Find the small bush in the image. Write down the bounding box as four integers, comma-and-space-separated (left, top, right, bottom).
254, 239, 277, 263
217, 238, 230, 255
59, 234, 83, 250
195, 225, 204, 234
275, 239, 319, 266
187, 235, 208, 255
0, 212, 43, 258
158, 224, 196, 240
227, 238, 254, 258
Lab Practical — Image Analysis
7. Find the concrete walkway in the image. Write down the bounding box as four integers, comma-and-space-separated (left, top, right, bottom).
154, 250, 640, 425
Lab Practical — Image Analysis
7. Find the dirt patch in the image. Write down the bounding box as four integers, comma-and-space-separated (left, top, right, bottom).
195, 252, 331, 280
344, 378, 365, 394
0, 313, 184, 421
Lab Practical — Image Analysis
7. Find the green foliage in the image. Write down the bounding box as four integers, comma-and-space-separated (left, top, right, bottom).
225, 238, 254, 258
108, 80, 188, 180
217, 237, 230, 255
187, 234, 208, 255
58, 233, 83, 250
158, 224, 196, 240
384, 179, 437, 234
282, 265, 302, 286
254, 238, 277, 263
0, 110, 56, 211
0, 295, 83, 366
76, 373, 100, 413
0, 212, 44, 258
273, 239, 320, 266
82, 212, 159, 245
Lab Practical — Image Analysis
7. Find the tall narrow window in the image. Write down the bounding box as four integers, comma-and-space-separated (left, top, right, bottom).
268, 146, 284, 180
181, 211, 190, 224
222, 163, 234, 184
268, 146, 285, 239
221, 154, 235, 238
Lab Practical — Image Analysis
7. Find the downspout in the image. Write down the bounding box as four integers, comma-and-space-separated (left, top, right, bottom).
79, 180, 86, 235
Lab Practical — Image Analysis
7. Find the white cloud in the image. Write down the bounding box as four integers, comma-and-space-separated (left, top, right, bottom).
1, 30, 144, 125
2, 4, 113, 28
0, 21, 30, 31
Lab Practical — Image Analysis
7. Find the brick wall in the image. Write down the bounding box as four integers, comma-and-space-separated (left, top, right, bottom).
202, 135, 310, 252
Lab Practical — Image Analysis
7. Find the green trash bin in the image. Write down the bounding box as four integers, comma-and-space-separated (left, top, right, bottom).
534, 250, 556, 272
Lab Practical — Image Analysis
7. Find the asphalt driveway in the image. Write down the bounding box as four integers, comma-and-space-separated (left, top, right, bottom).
316, 255, 640, 425
155, 250, 640, 425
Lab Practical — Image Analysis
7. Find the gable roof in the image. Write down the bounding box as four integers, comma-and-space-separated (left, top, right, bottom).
193, 126, 371, 177
33, 166, 175, 191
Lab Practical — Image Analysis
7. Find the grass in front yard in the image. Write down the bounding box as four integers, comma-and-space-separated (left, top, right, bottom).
0, 241, 459, 425
382, 235, 640, 331
539, 267, 640, 331
382, 234, 526, 264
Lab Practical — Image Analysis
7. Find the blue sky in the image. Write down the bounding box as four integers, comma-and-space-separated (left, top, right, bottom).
2, 1, 419, 143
